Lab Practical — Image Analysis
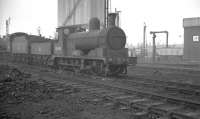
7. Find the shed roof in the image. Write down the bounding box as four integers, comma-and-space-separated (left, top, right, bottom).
183, 17, 200, 27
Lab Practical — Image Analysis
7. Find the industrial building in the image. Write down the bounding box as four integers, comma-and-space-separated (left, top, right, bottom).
57, 0, 106, 27
183, 17, 200, 63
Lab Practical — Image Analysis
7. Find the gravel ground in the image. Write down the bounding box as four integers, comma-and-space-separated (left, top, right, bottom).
128, 65, 200, 85
0, 65, 132, 119
1, 63, 200, 119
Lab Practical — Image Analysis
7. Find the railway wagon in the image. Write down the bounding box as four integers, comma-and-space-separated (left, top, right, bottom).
9, 32, 30, 63
29, 35, 54, 65
9, 32, 53, 65
0, 37, 9, 61
0, 37, 7, 51
10, 32, 29, 54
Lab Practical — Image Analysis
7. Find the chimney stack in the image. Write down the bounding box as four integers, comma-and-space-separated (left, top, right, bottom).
108, 13, 117, 27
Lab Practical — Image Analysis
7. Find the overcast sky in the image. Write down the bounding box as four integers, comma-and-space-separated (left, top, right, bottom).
111, 0, 200, 46
0, 0, 57, 37
0, 0, 200, 46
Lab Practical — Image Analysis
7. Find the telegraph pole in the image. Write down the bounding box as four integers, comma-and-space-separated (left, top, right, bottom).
6, 17, 11, 35
104, 0, 109, 28
143, 22, 147, 56
37, 26, 41, 36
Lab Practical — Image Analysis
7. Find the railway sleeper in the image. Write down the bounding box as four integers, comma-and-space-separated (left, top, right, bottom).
84, 89, 133, 110
64, 85, 131, 110
85, 89, 147, 112
167, 85, 200, 97
129, 111, 148, 119
102, 92, 125, 100
85, 87, 103, 92
89, 98, 105, 105
112, 96, 164, 113
148, 103, 184, 119
113, 96, 145, 106
130, 80, 200, 98
171, 108, 200, 119
113, 95, 136, 101
179, 89, 200, 97
70, 84, 89, 90
132, 99, 165, 111
87, 89, 109, 96
72, 85, 89, 90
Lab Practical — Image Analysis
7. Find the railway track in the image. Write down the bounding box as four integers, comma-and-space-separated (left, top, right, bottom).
39, 74, 200, 119
116, 76, 200, 103
129, 66, 200, 83
3, 63, 200, 119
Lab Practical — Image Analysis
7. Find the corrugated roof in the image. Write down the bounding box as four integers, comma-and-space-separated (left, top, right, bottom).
183, 17, 200, 27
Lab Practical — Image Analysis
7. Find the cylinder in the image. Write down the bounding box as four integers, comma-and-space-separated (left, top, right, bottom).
89, 17, 100, 31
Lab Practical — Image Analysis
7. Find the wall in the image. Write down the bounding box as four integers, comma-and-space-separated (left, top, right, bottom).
184, 26, 200, 61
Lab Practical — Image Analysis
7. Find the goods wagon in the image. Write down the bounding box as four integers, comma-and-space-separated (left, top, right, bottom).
30, 35, 53, 55
29, 36, 54, 65
10, 32, 29, 54
0, 37, 9, 61
9, 33, 53, 55
9, 33, 53, 65
0, 37, 7, 51
31, 42, 52, 55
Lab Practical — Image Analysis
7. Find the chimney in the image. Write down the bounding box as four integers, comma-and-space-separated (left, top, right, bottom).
108, 13, 117, 27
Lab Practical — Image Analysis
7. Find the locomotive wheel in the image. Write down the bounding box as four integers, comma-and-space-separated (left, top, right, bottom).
92, 66, 103, 75
108, 65, 123, 76
91, 62, 104, 75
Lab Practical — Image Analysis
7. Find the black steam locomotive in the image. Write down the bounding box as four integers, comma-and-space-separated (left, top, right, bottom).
3, 13, 133, 76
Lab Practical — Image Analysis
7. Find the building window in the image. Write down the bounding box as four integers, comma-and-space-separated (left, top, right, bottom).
193, 35, 199, 42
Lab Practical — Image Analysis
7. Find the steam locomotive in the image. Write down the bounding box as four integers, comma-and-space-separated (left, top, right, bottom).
4, 13, 132, 76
